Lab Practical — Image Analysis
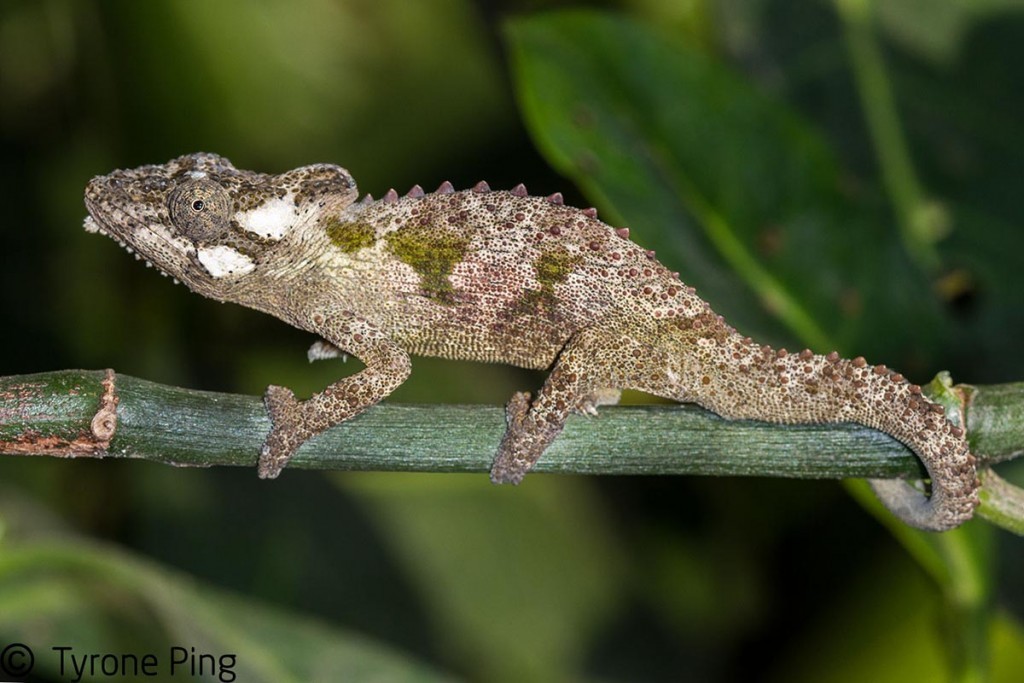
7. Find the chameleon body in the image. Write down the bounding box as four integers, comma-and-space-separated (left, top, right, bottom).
83, 153, 979, 530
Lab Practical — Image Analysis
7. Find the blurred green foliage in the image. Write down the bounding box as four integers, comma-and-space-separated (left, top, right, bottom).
1, 0, 1023, 680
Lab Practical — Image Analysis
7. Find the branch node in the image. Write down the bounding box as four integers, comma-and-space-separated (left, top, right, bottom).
89, 368, 119, 445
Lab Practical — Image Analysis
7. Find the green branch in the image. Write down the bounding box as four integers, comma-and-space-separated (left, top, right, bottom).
0, 369, 1019, 471
1, 370, 1022, 531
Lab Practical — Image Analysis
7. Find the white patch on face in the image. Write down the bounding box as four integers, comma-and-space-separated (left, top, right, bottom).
189, 171, 208, 179
196, 245, 255, 278
235, 195, 297, 240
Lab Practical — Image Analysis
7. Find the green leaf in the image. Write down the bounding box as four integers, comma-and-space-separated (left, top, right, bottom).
505, 10, 943, 360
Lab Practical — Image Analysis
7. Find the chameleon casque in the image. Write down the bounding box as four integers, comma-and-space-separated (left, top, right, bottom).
83, 153, 979, 531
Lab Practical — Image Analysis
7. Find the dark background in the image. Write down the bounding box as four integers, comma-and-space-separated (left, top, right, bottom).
1, 1, 1022, 681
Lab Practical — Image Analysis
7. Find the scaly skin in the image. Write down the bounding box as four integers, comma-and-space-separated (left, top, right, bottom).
83, 153, 979, 530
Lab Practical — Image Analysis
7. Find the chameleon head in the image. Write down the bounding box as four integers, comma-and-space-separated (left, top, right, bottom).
83, 152, 358, 299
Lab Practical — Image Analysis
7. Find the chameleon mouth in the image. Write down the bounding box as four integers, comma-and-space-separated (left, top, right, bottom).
83, 188, 189, 284
83, 191, 137, 255
83, 176, 131, 241
83, 210, 153, 269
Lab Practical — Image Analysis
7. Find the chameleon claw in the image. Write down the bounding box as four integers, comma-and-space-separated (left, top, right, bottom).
258, 443, 286, 479
489, 464, 525, 486
504, 391, 531, 429
258, 384, 302, 479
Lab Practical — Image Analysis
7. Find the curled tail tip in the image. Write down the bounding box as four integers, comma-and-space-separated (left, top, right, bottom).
869, 477, 978, 531
869, 440, 979, 531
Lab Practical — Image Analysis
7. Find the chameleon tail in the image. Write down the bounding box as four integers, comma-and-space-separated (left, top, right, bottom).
684, 335, 979, 531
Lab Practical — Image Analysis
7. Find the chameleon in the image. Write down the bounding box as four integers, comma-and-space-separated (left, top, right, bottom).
83, 153, 979, 531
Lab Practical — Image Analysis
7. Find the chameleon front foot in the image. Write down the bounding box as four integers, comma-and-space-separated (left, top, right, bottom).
258, 384, 303, 479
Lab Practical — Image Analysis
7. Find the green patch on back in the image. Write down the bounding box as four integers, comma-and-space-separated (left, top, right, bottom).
385, 224, 470, 303
515, 245, 581, 316
534, 246, 580, 287
325, 216, 376, 253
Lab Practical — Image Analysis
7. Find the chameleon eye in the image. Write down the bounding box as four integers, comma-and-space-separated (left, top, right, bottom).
168, 178, 230, 243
